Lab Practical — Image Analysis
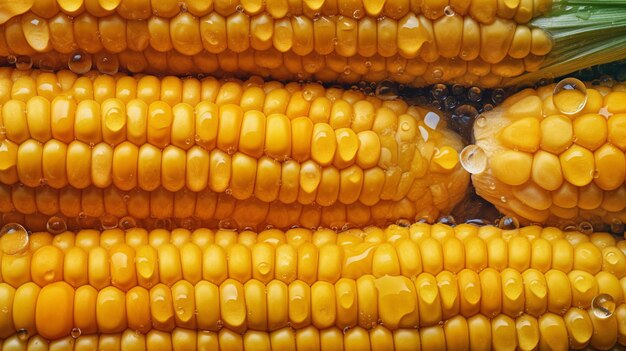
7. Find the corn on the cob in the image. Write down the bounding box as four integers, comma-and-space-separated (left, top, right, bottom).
471, 78, 626, 230
0, 222, 624, 350
3, 0, 626, 87
0, 69, 468, 230
0, 0, 572, 86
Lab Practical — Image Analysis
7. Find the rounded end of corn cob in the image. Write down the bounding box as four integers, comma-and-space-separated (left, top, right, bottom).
471, 78, 626, 230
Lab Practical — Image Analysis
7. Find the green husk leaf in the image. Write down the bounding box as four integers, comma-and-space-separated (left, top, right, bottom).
506, 1, 626, 86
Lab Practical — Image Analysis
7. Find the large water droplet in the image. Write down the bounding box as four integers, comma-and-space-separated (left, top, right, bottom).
459, 145, 487, 174
68, 50, 92, 74
0, 223, 29, 255
553, 78, 587, 115
592, 294, 615, 319
46, 216, 67, 234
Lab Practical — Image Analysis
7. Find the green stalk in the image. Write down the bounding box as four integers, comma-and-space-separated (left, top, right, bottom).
506, 1, 626, 86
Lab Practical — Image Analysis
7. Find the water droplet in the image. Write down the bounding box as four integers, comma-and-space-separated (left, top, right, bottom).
599, 75, 615, 88
375, 80, 398, 100
475, 116, 487, 128
119, 216, 137, 230
431, 84, 448, 99
468, 87, 482, 102
46, 216, 68, 234
68, 50, 92, 74
236, 4, 244, 12
497, 216, 519, 230
364, 60, 372, 68
491, 89, 505, 104
0, 223, 29, 255
70, 327, 82, 339
15, 56, 32, 70
100, 214, 118, 230
225, 188, 233, 196
444, 5, 455, 16
400, 122, 410, 131
17, 328, 28, 341
482, 104, 494, 112
343, 66, 351, 75
553, 78, 587, 115
459, 145, 488, 174
437, 215, 456, 226
500, 196, 507, 203
561, 222, 577, 232
7, 55, 17, 64
343, 326, 350, 334
179, 2, 188, 11
592, 294, 615, 319
577, 221, 594, 234
219, 218, 238, 230
95, 53, 119, 75
576, 7, 591, 20
396, 218, 411, 227
352, 9, 361, 18
302, 89, 313, 101
432, 67, 444, 80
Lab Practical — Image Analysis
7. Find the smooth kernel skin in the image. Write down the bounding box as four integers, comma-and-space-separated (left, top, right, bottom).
36, 281, 74, 340
490, 150, 533, 186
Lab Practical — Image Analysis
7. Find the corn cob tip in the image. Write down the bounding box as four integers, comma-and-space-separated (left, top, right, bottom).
471, 78, 626, 231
